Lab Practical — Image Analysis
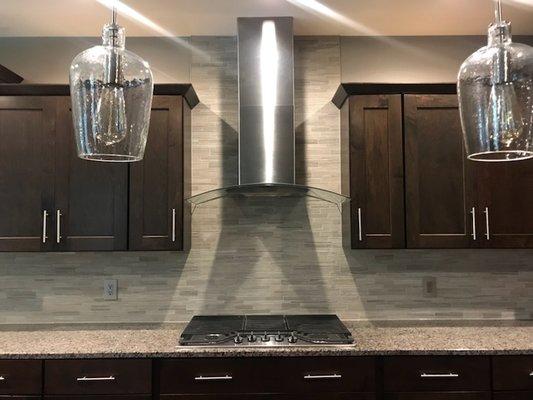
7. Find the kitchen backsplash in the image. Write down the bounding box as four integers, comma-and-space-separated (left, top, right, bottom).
0, 37, 531, 324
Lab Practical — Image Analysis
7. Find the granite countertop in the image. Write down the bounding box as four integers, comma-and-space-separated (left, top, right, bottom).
0, 321, 531, 359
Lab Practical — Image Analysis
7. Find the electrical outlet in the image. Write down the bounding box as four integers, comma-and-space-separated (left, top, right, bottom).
103, 279, 118, 300
423, 277, 437, 298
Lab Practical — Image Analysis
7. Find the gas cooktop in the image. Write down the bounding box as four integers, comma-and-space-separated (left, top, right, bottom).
179, 314, 354, 346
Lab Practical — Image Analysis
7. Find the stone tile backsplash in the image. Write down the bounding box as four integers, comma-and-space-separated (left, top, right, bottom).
0, 37, 531, 324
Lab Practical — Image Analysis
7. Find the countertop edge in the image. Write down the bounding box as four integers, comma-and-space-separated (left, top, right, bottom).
1, 349, 532, 359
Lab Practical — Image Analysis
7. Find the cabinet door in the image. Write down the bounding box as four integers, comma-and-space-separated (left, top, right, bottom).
54, 97, 128, 251
473, 159, 533, 248
404, 94, 476, 248
129, 96, 184, 250
349, 95, 404, 248
0, 96, 55, 251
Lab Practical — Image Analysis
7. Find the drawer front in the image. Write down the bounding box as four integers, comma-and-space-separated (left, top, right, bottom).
493, 393, 533, 400
281, 357, 375, 393
385, 393, 490, 400
493, 356, 533, 391
383, 356, 491, 392
0, 360, 42, 395
159, 358, 262, 394
45, 396, 151, 400
159, 357, 375, 395
161, 394, 375, 400
44, 359, 151, 395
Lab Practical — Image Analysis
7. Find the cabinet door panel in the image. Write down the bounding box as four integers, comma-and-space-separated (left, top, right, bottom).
473, 159, 533, 248
0, 97, 55, 251
349, 95, 404, 248
55, 97, 128, 251
405, 95, 475, 248
129, 96, 183, 250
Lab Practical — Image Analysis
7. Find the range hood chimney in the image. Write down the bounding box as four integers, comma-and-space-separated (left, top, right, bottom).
187, 17, 349, 209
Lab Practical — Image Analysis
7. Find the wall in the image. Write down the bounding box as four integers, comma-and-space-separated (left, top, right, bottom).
0, 37, 191, 83
339, 35, 533, 83
0, 36, 532, 324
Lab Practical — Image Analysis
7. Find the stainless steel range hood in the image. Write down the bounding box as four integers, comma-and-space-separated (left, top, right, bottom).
187, 17, 349, 209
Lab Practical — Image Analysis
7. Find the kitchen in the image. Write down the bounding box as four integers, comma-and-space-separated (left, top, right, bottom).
0, 0, 532, 399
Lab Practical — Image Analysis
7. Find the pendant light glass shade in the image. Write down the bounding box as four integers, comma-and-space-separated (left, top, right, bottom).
69, 17, 153, 162
458, 4, 533, 162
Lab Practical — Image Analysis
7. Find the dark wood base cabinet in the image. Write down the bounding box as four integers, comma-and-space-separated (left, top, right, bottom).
0, 355, 531, 399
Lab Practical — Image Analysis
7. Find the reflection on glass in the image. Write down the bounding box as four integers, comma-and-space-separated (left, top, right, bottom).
458, 2, 533, 162
70, 13, 153, 162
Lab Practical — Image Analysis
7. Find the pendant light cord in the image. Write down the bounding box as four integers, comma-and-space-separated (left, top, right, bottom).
112, 5, 117, 25
494, 0, 503, 24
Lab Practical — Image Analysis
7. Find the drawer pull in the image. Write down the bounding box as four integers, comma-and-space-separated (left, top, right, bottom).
529, 371, 533, 376
304, 374, 342, 380
76, 376, 116, 382
0, 376, 5, 381
194, 375, 233, 381
420, 373, 459, 378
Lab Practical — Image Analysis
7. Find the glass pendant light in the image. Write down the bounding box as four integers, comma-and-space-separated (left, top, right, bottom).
69, 5, 153, 162
458, 0, 533, 161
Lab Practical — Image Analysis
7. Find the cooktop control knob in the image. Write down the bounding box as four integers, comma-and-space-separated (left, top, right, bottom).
248, 332, 257, 342
275, 332, 284, 342
234, 333, 243, 344
261, 333, 270, 342
288, 332, 298, 344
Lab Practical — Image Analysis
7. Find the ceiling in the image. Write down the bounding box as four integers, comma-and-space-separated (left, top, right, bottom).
2, 0, 533, 37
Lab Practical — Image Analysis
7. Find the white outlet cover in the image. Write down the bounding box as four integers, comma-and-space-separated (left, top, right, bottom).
103, 279, 118, 300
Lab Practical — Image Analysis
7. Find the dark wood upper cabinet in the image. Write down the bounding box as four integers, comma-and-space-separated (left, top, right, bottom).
129, 96, 188, 251
54, 97, 128, 251
0, 85, 196, 252
0, 97, 55, 251
404, 94, 476, 248
346, 95, 405, 248
473, 159, 533, 248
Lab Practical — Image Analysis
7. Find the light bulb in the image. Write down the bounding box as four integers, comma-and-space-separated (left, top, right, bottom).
487, 82, 525, 153
95, 84, 127, 146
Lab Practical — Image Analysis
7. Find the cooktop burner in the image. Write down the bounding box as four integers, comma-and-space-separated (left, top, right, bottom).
179, 314, 354, 346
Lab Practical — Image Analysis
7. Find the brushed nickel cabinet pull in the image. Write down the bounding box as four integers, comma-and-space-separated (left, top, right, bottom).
483, 207, 490, 240
471, 207, 477, 240
76, 376, 116, 382
304, 374, 342, 380
171, 208, 176, 242
357, 207, 363, 242
56, 209, 62, 243
420, 373, 459, 378
42, 210, 48, 243
194, 375, 233, 381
